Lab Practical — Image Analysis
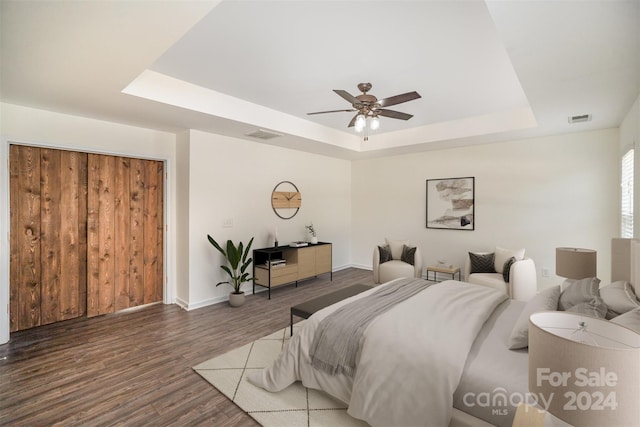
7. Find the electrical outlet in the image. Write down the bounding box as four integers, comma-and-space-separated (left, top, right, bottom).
223, 218, 233, 228
541, 267, 550, 277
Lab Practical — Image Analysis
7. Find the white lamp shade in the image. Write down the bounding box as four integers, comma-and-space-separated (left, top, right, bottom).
529, 312, 640, 427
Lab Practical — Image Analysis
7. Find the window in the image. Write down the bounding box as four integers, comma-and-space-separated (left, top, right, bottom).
621, 149, 634, 238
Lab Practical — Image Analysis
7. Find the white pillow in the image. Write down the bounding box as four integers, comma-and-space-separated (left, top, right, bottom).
385, 238, 408, 260
611, 307, 640, 333
599, 281, 640, 318
494, 246, 525, 273
508, 285, 561, 350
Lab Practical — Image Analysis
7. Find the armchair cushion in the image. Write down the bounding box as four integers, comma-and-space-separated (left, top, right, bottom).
378, 245, 393, 264
401, 245, 417, 265
468, 252, 496, 274
502, 257, 517, 282
494, 246, 525, 273
385, 238, 408, 260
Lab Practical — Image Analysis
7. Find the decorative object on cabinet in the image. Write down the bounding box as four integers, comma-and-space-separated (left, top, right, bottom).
528, 311, 640, 427
271, 181, 301, 219
253, 243, 332, 299
305, 222, 318, 244
555, 247, 597, 279
207, 235, 254, 307
426, 177, 474, 230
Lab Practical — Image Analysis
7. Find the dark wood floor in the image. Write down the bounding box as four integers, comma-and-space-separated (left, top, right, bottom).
0, 267, 375, 426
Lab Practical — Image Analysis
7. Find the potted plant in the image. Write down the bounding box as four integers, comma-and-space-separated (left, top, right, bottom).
207, 235, 254, 307
305, 223, 318, 244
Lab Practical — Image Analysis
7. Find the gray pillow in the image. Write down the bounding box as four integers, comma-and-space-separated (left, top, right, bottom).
508, 285, 561, 350
469, 252, 496, 274
558, 277, 606, 318
502, 257, 517, 283
566, 302, 607, 318
400, 245, 416, 266
378, 245, 392, 264
599, 281, 640, 318
610, 307, 640, 333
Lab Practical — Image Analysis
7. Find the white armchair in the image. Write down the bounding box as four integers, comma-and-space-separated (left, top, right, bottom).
464, 248, 537, 301
373, 239, 423, 284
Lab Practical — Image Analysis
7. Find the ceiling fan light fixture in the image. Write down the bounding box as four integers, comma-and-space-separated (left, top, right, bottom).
354, 114, 366, 132
370, 115, 380, 131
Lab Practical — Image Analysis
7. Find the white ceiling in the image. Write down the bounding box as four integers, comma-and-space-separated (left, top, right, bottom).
1, 0, 639, 160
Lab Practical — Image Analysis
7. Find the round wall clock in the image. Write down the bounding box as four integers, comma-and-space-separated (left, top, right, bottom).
271, 181, 301, 219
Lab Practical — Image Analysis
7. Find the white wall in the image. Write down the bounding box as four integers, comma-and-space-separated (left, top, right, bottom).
0, 101, 626, 343
351, 128, 619, 290
620, 93, 640, 236
183, 130, 351, 308
0, 102, 178, 344
175, 130, 191, 307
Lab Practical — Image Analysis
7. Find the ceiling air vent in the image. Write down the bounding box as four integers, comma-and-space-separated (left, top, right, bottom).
568, 114, 592, 124
245, 129, 282, 140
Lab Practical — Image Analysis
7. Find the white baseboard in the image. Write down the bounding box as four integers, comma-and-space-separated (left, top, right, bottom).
180, 265, 370, 311
348, 263, 373, 271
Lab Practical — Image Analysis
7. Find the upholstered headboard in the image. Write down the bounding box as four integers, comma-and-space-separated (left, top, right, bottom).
611, 238, 640, 294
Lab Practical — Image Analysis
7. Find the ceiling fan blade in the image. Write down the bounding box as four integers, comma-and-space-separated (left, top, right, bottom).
307, 109, 356, 115
347, 113, 359, 128
334, 89, 359, 105
377, 91, 421, 108
377, 109, 413, 120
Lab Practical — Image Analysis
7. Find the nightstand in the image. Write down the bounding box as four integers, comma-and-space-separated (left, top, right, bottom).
425, 265, 460, 282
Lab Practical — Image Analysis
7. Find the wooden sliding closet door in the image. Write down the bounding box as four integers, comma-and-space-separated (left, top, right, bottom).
9, 145, 88, 332
87, 154, 163, 317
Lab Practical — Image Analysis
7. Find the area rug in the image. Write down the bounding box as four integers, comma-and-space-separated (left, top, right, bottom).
193, 322, 369, 427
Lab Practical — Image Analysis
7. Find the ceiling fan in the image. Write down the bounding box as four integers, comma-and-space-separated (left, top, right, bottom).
307, 83, 421, 132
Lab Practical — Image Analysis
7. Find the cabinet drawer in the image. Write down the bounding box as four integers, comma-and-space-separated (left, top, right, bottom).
271, 264, 297, 278
272, 271, 298, 286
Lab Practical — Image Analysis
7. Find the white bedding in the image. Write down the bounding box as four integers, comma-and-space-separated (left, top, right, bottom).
249, 280, 508, 426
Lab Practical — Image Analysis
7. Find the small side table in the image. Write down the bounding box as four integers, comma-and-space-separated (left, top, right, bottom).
425, 265, 460, 282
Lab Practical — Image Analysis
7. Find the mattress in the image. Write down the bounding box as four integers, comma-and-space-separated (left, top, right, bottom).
453, 299, 529, 427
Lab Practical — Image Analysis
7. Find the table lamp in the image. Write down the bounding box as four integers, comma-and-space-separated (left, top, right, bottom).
555, 247, 597, 279
528, 311, 640, 426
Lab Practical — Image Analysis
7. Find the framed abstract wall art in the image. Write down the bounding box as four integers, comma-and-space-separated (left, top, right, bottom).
426, 177, 475, 230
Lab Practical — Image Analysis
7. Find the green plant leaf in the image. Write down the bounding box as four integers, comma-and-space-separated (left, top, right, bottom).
241, 258, 252, 274
242, 237, 254, 262
207, 234, 226, 256
226, 240, 240, 269
220, 265, 233, 277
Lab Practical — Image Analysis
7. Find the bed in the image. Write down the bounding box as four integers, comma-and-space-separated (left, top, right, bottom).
249, 279, 529, 426
249, 241, 640, 427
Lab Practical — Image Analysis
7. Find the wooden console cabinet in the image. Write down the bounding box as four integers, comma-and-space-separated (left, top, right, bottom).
253, 242, 332, 299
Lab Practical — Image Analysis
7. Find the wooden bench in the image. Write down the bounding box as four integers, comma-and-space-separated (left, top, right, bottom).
290, 284, 373, 336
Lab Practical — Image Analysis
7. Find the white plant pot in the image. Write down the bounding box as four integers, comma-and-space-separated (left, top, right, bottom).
229, 291, 246, 307
310, 236, 318, 244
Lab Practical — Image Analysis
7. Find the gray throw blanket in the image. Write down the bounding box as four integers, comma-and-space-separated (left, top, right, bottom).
309, 278, 432, 377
